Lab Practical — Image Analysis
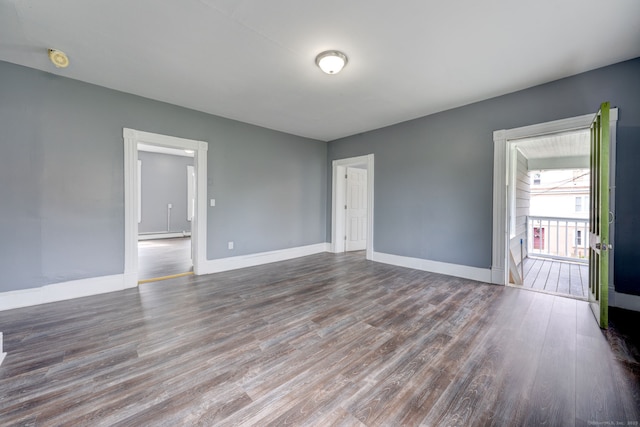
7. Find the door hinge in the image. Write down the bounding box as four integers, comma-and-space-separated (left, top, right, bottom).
345, 174, 348, 179
344, 235, 347, 240
345, 205, 347, 210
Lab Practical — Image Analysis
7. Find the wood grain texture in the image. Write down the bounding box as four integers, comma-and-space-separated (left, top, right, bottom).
138, 237, 192, 280
0, 252, 638, 426
522, 257, 588, 299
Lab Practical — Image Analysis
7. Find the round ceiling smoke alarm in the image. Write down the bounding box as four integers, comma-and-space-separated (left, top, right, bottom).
48, 49, 69, 68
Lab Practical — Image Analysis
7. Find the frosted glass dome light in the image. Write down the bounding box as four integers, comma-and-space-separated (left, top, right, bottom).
315, 50, 348, 74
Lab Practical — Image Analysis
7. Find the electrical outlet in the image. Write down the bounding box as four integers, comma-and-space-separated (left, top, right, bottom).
228, 241, 234, 250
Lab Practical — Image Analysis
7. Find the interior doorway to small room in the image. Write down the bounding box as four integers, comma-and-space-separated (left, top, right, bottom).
331, 155, 374, 259
137, 144, 195, 282
124, 128, 208, 288
506, 129, 591, 300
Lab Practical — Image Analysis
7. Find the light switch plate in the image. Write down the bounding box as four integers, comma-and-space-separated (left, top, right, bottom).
210, 199, 215, 207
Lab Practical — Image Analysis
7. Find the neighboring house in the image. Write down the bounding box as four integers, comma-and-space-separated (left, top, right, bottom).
530, 169, 590, 219
529, 169, 590, 260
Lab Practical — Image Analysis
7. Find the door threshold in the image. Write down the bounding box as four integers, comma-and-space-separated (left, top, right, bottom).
138, 271, 194, 284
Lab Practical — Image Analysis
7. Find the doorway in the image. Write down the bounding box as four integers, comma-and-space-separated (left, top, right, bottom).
492, 110, 618, 297
123, 129, 208, 287
137, 144, 195, 282
506, 130, 591, 299
331, 154, 374, 259
345, 166, 368, 251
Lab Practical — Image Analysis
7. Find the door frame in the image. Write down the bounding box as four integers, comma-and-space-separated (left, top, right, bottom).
491, 110, 618, 286
331, 154, 374, 259
123, 128, 208, 287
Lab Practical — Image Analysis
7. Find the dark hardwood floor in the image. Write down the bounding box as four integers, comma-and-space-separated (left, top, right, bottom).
0, 252, 638, 426
138, 237, 192, 281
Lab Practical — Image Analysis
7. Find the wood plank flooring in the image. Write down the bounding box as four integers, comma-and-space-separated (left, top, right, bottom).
0, 252, 638, 426
138, 237, 192, 280
521, 257, 588, 299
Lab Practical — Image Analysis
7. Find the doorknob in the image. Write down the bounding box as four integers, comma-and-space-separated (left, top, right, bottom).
595, 243, 613, 251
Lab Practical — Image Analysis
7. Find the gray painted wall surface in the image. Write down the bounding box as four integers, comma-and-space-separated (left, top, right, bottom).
614, 123, 640, 295
328, 58, 640, 296
138, 151, 193, 234
0, 61, 326, 292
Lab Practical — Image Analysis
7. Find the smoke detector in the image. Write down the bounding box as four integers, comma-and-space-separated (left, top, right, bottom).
48, 49, 69, 68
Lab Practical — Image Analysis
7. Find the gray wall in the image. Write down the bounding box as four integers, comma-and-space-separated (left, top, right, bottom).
0, 61, 326, 292
1, 58, 638, 296
328, 57, 640, 296
615, 120, 640, 295
138, 151, 193, 234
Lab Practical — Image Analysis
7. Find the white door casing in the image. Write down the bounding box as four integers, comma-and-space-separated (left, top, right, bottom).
123, 128, 208, 286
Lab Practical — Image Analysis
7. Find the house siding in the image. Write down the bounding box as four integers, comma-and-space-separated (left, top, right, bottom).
509, 149, 530, 276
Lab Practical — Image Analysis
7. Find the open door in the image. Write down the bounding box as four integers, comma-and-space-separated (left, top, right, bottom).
588, 102, 610, 329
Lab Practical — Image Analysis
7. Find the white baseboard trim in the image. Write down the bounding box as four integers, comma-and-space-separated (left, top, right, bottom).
610, 290, 640, 312
0, 274, 136, 312
372, 251, 492, 283
0, 332, 5, 366
199, 243, 330, 275
491, 267, 505, 285
138, 232, 191, 241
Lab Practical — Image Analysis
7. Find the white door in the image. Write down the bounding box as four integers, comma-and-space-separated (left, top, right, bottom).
345, 167, 367, 251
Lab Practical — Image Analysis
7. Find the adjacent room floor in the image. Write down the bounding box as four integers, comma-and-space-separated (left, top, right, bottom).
137, 237, 192, 280
0, 252, 638, 426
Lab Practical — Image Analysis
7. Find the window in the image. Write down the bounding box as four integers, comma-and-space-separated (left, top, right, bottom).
575, 195, 589, 212
533, 173, 541, 185
576, 230, 582, 246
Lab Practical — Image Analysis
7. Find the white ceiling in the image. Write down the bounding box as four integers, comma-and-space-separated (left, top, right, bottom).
516, 129, 590, 160
1, 0, 639, 141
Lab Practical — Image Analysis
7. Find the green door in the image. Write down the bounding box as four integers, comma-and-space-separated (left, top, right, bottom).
589, 102, 610, 329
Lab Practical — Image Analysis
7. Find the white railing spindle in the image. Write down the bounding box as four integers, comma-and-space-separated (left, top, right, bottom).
527, 215, 589, 263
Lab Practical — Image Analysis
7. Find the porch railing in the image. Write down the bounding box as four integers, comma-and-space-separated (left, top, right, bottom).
527, 216, 589, 263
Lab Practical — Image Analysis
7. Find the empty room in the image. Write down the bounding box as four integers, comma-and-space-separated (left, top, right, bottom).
1, 1, 640, 425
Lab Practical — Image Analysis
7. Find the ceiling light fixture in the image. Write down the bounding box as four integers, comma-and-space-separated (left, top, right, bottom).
315, 50, 348, 75
48, 49, 69, 68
